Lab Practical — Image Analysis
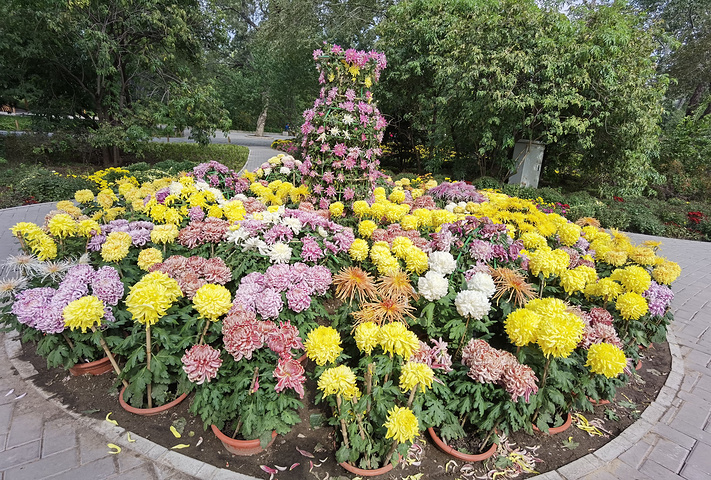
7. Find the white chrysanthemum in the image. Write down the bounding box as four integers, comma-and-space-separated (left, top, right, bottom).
455, 290, 491, 320
169, 182, 183, 196
282, 217, 303, 234
0, 276, 28, 300
428, 251, 457, 276
417, 271, 450, 301
294, 160, 302, 167
279, 167, 291, 175
467, 272, 496, 298
445, 203, 457, 213
263, 167, 272, 175
318, 227, 328, 238
243, 237, 268, 253
268, 242, 293, 264
343, 114, 355, 125
226, 227, 250, 244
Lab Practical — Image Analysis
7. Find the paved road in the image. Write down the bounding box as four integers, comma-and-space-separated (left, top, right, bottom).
0, 167, 710, 479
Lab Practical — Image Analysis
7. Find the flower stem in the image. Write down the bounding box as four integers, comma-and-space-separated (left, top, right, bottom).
365, 362, 374, 415
90, 326, 128, 388
406, 385, 418, 408
335, 395, 350, 448
62, 332, 75, 351
198, 319, 211, 345
146, 325, 152, 409
384, 440, 399, 467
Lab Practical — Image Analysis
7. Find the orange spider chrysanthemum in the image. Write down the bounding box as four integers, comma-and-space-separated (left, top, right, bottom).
351, 295, 416, 326
491, 267, 537, 307
333, 266, 378, 305
377, 271, 419, 302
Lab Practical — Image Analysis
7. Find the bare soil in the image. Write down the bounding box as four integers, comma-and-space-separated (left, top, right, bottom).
19, 341, 670, 480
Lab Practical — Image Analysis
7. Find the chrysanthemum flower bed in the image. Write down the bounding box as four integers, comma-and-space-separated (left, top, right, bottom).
0, 43, 681, 474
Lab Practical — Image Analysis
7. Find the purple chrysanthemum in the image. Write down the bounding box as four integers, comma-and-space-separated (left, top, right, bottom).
91, 266, 124, 306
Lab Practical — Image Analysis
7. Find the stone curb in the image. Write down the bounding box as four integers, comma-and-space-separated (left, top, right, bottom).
3, 331, 258, 480
548, 329, 684, 480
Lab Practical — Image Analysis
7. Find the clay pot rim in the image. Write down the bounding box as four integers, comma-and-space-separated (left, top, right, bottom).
339, 459, 395, 476
532, 411, 573, 434
119, 385, 188, 416
69, 356, 113, 376
210, 424, 277, 447
427, 427, 498, 462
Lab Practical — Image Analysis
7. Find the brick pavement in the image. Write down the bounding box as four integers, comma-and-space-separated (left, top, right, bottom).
0, 175, 709, 479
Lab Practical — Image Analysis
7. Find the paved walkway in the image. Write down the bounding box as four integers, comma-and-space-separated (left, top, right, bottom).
0, 157, 710, 478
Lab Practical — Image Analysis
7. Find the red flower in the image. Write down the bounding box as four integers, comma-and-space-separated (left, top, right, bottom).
688, 211, 704, 225
613, 196, 624, 202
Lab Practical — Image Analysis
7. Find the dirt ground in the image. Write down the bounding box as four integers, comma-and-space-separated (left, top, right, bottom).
20, 341, 670, 480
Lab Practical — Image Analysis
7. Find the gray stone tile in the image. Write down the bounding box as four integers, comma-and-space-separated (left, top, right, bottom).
6, 413, 42, 448
78, 433, 113, 465
680, 463, 711, 479
618, 438, 653, 469
41, 421, 77, 458
0, 441, 40, 470
0, 403, 14, 434
683, 440, 711, 477
648, 438, 690, 474
651, 423, 697, 450
3, 448, 78, 480
45, 456, 117, 480
639, 458, 686, 480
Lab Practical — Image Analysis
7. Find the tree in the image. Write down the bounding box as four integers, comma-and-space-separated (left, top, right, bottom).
377, 0, 669, 195
0, 0, 231, 165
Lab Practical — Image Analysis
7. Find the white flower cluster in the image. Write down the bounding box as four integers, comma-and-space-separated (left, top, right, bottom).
417, 251, 457, 301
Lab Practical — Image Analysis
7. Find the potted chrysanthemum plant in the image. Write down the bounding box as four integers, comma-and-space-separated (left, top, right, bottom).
307, 321, 439, 474
187, 303, 305, 455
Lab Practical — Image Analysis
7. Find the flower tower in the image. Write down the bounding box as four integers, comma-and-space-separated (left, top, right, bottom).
298, 44, 388, 209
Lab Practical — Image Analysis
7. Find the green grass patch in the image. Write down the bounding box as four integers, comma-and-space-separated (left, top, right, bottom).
0, 116, 32, 131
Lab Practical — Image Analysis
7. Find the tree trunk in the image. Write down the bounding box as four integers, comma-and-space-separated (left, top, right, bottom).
102, 147, 111, 168
255, 103, 269, 137
686, 82, 708, 117
112, 145, 120, 167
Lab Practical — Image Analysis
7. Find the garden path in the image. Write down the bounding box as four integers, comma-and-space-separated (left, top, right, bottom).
0, 200, 709, 479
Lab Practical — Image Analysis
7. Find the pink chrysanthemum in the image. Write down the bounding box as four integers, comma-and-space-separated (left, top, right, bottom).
267, 321, 304, 357
202, 257, 232, 284
274, 357, 306, 399
286, 283, 312, 313
182, 344, 222, 385
501, 361, 539, 402
255, 289, 284, 319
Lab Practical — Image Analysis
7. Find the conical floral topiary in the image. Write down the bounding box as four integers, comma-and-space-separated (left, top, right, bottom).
298, 43, 388, 209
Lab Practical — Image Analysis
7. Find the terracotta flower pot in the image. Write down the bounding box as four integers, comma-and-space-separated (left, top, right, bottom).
211, 424, 277, 456
636, 359, 642, 371
532, 412, 573, 435
69, 356, 113, 376
118, 385, 188, 416
339, 460, 394, 477
587, 397, 611, 406
427, 427, 498, 462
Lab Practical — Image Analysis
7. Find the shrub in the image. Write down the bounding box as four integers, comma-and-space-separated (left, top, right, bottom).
143, 143, 248, 172
16, 168, 95, 203
595, 205, 630, 230
473, 176, 503, 190
629, 212, 666, 236
535, 187, 566, 205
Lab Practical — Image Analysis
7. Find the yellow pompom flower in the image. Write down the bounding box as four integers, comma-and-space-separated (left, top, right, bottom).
100, 231, 132, 262
370, 202, 386, 220
413, 209, 433, 228
391, 236, 414, 259
379, 322, 420, 359
305, 326, 343, 366
604, 250, 628, 267
389, 188, 406, 204
505, 309, 541, 347
352, 200, 370, 218
652, 260, 681, 285
528, 247, 570, 278
384, 406, 419, 444
584, 277, 623, 301
75, 189, 95, 203
317, 365, 360, 399
48, 214, 77, 238
193, 284, 232, 321
521, 232, 548, 250
207, 204, 223, 219
76, 219, 101, 237
586, 343, 627, 378
628, 246, 656, 266
35, 235, 58, 261
137, 248, 163, 271
377, 255, 401, 276
401, 215, 419, 231
358, 220, 377, 238
404, 246, 428, 275
141, 271, 183, 302
96, 190, 115, 209
125, 273, 182, 326
525, 297, 567, 317
163, 207, 183, 225
616, 292, 649, 320
373, 187, 386, 197
354, 322, 381, 355
557, 222, 582, 247
150, 224, 179, 244
610, 266, 652, 294
329, 202, 344, 218
399, 362, 434, 393
63, 295, 105, 333
349, 238, 370, 262
560, 268, 589, 295
536, 312, 584, 358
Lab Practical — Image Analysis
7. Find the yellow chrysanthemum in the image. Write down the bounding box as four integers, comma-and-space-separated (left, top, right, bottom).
48, 214, 77, 238
628, 246, 656, 266
389, 188, 406, 204
370, 202, 386, 220
140, 271, 183, 301
76, 219, 101, 237
604, 250, 628, 267
74, 189, 95, 203
125, 273, 182, 326
560, 268, 590, 295
358, 220, 377, 238
354, 322, 381, 355
536, 312, 584, 358
610, 266, 652, 294
525, 297, 568, 317
223, 201, 246, 222
352, 200, 370, 218
413, 209, 433, 228
528, 247, 570, 278
63, 295, 105, 333
557, 222, 582, 247
137, 248, 163, 271
616, 292, 649, 320
207, 204, 223, 219
96, 190, 116, 209
193, 284, 232, 321
305, 326, 343, 366
379, 322, 419, 359
384, 406, 419, 444
586, 342, 627, 378
100, 231, 132, 262
584, 277, 623, 302
391, 237, 414, 259
329, 202, 344, 218
150, 224, 179, 244
505, 309, 541, 347
652, 261, 681, 285
404, 246, 428, 275
349, 238, 370, 262
521, 232, 548, 250
401, 215, 419, 231
399, 362, 434, 393
56, 201, 81, 217
317, 365, 360, 399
